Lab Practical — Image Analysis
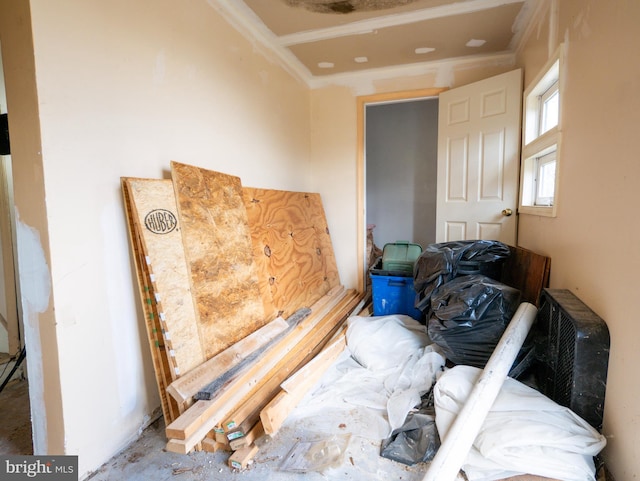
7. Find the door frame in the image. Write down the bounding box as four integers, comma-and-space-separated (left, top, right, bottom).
356, 87, 447, 293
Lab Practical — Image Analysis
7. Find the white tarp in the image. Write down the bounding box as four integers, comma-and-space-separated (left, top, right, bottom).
434, 365, 607, 481
288, 314, 606, 481
288, 315, 446, 439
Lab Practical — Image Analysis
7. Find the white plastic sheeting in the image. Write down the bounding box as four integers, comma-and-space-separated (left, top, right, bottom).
287, 315, 445, 439
434, 365, 607, 481
423, 301, 538, 481
347, 314, 431, 371
286, 313, 606, 481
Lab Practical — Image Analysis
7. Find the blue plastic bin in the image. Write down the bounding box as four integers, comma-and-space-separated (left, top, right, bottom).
370, 273, 422, 321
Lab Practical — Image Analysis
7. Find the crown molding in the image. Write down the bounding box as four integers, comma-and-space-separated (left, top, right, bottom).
307, 51, 517, 90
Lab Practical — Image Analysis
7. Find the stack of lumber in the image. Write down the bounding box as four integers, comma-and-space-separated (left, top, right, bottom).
165, 286, 362, 457
121, 161, 363, 467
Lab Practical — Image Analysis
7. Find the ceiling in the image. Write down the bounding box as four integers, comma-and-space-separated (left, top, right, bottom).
213, 0, 537, 85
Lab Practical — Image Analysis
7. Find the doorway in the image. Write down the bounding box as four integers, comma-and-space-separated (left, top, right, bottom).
0, 40, 31, 456
356, 88, 446, 292
366, 97, 439, 251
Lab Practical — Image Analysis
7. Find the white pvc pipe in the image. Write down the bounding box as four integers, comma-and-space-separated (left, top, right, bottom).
422, 302, 538, 481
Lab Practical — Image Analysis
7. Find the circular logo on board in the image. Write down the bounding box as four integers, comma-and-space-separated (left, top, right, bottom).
144, 209, 177, 234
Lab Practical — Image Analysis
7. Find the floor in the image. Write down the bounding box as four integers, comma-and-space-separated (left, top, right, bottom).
0, 377, 609, 481
87, 416, 434, 481
0, 378, 32, 456
86, 415, 578, 481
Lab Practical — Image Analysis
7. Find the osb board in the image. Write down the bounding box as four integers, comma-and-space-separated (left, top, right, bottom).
133, 233, 183, 421
122, 180, 180, 422
242, 187, 340, 319
122, 178, 205, 378
171, 162, 268, 360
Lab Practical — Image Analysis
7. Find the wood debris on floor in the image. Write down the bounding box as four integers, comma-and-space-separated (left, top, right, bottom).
121, 161, 364, 470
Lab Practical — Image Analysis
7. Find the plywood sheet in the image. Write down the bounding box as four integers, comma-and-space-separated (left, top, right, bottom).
170, 162, 267, 360
122, 178, 205, 378
243, 188, 340, 318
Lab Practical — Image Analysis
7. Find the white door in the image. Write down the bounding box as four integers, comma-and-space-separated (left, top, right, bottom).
436, 69, 522, 244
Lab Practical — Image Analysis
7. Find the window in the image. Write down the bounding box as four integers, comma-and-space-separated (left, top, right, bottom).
519, 45, 564, 216
535, 150, 556, 206
539, 81, 559, 135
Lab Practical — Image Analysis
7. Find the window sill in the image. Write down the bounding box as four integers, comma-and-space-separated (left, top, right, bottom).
518, 204, 557, 217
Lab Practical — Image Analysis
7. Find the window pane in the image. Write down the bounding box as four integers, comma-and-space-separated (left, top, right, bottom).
541, 89, 559, 134
536, 152, 556, 206
538, 160, 556, 198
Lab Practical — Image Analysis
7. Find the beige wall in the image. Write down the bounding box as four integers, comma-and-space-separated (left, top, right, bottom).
516, 0, 640, 478
2, 0, 312, 477
309, 85, 359, 288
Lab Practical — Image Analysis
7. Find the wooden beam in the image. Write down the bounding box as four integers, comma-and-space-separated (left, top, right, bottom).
218, 293, 356, 436
166, 316, 289, 406
281, 326, 345, 395
165, 289, 363, 453
229, 421, 265, 451
201, 438, 229, 453
262, 328, 347, 436
164, 287, 350, 448
228, 443, 259, 470
195, 307, 311, 401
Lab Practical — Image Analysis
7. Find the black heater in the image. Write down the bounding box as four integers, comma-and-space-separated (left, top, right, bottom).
531, 288, 610, 431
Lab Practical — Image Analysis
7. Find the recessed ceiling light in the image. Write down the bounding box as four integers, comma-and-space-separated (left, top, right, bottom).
318, 61, 335, 69
415, 47, 435, 55
466, 39, 486, 47
354, 56, 368, 63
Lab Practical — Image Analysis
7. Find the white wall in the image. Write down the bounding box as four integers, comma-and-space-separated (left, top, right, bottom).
9, 0, 314, 476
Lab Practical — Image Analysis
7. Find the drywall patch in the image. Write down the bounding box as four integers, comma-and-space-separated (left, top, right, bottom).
17, 216, 51, 314
16, 212, 52, 454
435, 64, 455, 88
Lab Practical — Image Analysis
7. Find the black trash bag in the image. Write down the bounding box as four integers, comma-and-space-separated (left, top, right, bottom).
413, 240, 511, 313
380, 413, 440, 465
426, 274, 521, 368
